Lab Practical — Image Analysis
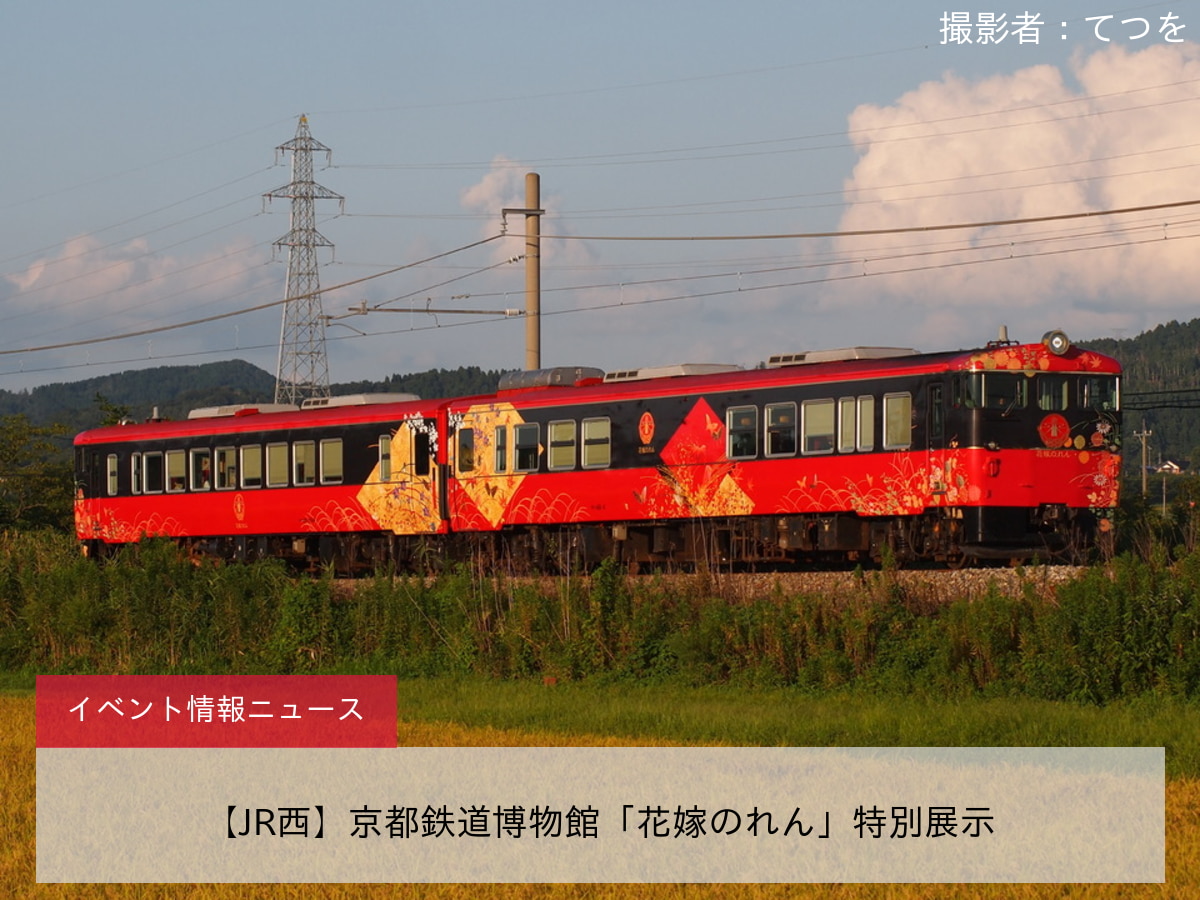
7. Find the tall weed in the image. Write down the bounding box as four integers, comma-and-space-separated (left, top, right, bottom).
4, 532, 1200, 703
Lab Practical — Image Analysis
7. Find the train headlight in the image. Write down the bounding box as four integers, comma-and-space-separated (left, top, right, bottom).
1042, 330, 1071, 355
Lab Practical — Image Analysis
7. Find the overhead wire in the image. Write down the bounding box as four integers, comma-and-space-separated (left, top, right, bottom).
7, 208, 1195, 379
0, 235, 506, 358
6, 69, 1193, 331
0, 118, 294, 216
5, 54, 1198, 378
537, 198, 1200, 242
555, 144, 1200, 221
336, 77, 1200, 172
4, 194, 1198, 361
0, 166, 276, 272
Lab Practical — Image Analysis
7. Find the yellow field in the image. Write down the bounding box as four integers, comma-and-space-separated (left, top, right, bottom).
4, 694, 1196, 898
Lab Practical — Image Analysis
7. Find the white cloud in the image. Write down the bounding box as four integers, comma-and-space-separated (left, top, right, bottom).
0, 233, 278, 382
459, 156, 597, 272
824, 42, 1200, 349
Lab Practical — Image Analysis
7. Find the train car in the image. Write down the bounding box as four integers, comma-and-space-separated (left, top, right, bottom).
74, 328, 1121, 571
444, 329, 1120, 569
74, 393, 451, 569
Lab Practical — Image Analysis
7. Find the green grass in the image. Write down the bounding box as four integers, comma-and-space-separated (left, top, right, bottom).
395, 676, 1200, 778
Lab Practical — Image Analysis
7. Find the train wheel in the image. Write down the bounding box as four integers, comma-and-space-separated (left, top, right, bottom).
944, 548, 969, 570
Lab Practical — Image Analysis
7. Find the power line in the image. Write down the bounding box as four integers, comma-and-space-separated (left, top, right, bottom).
0, 119, 294, 216
12, 217, 1190, 381
453, 214, 1200, 306
0, 235, 505, 358
0, 168, 275, 273
6, 193, 1197, 363
1125, 387, 1200, 398
532, 230, 1200, 323
310, 44, 931, 117
337, 78, 1200, 172
555, 144, 1200, 222
539, 198, 1200, 242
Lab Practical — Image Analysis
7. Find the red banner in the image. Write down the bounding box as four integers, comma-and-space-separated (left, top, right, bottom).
36, 675, 396, 747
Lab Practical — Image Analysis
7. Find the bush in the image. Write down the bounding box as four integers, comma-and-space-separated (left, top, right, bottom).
4, 532, 1200, 704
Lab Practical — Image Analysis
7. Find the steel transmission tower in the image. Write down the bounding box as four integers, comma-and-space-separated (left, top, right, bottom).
265, 115, 344, 404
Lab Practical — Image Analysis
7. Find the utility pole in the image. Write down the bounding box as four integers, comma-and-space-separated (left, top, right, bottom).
265, 115, 344, 404
503, 173, 543, 370
1134, 422, 1153, 498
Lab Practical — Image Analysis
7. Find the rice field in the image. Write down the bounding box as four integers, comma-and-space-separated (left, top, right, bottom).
5, 693, 1198, 899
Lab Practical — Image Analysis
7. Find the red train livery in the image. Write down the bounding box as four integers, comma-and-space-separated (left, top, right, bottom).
74, 329, 1121, 571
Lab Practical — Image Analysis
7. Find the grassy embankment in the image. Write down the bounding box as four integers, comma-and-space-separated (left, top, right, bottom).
5, 694, 1199, 898
5, 531, 1200, 893
4, 532, 1200, 708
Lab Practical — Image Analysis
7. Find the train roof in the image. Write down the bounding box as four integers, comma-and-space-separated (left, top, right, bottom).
74, 334, 1120, 446
75, 393, 438, 445
471, 339, 1120, 410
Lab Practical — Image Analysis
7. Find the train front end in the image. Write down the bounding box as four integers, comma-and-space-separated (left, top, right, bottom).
944, 330, 1121, 561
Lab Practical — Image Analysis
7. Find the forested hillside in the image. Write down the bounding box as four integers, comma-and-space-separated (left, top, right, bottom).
0, 360, 276, 435
3, 321, 1200, 473
0, 361, 504, 435
1081, 319, 1200, 475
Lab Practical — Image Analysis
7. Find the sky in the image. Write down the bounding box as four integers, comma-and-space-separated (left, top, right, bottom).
1, 1, 1197, 393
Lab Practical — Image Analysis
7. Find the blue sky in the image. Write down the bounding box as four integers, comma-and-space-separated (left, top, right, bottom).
1, 2, 1196, 392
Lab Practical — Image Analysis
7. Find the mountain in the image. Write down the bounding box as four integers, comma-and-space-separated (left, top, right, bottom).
0, 360, 505, 436
1080, 320, 1200, 474
5, 320, 1200, 475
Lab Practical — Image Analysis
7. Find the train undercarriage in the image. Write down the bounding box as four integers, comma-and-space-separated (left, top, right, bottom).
82, 506, 1109, 575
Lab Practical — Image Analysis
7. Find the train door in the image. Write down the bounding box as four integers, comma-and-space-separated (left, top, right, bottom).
926, 382, 949, 500
448, 402, 528, 531
355, 416, 443, 535
75, 447, 94, 498
75, 445, 111, 500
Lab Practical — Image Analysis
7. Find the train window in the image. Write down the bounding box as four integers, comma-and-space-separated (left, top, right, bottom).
765, 403, 797, 457
956, 373, 983, 409
320, 439, 343, 484
1037, 375, 1069, 412
166, 450, 186, 493
802, 399, 835, 455
143, 452, 164, 494
548, 420, 576, 471
266, 443, 289, 487
131, 453, 142, 495
837, 397, 856, 453
982, 373, 1027, 410
857, 396, 875, 451
240, 445, 262, 489
495, 426, 508, 473
515, 423, 540, 472
215, 447, 237, 490
883, 393, 912, 450
457, 428, 476, 474
928, 384, 944, 443
1082, 376, 1119, 411
414, 430, 431, 477
727, 406, 758, 459
190, 449, 212, 491
294, 441, 316, 486
378, 435, 392, 481
582, 417, 611, 469
106, 454, 119, 496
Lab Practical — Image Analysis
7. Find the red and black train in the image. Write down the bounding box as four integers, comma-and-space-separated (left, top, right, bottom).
74, 329, 1121, 571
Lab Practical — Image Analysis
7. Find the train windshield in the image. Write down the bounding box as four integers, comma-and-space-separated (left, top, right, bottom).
958, 372, 1028, 411
1081, 375, 1119, 411
957, 372, 1119, 413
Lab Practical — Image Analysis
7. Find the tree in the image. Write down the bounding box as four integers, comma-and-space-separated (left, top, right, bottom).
0, 414, 73, 531
93, 392, 131, 427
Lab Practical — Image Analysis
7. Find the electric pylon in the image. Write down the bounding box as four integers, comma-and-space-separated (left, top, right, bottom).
265, 114, 344, 404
